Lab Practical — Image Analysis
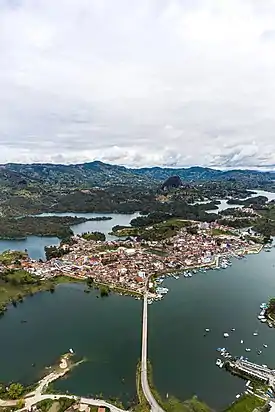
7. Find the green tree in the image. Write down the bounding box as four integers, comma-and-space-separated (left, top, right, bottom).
86, 277, 94, 287
100, 286, 110, 297
7, 383, 24, 399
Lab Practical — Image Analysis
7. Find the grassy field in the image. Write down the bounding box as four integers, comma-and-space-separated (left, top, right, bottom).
224, 394, 265, 412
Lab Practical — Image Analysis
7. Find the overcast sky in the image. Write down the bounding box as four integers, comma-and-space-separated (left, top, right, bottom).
1, 0, 275, 168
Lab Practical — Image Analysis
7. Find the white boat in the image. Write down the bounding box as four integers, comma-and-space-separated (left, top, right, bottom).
253, 332, 258, 336
261, 318, 267, 323
69, 348, 74, 354
245, 348, 251, 352
231, 328, 236, 332
223, 333, 229, 338
263, 344, 268, 348
216, 358, 222, 367
205, 328, 210, 332
240, 340, 244, 344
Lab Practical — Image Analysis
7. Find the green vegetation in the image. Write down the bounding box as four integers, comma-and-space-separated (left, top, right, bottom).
133, 362, 150, 412
218, 218, 252, 229
81, 231, 106, 241
266, 298, 275, 319
15, 399, 25, 409
0, 216, 91, 240
100, 285, 110, 297
56, 397, 75, 412
36, 399, 55, 412
112, 218, 194, 241
0, 252, 81, 315
223, 394, 265, 412
0, 250, 27, 265
6, 383, 24, 400
36, 398, 75, 412
211, 228, 235, 236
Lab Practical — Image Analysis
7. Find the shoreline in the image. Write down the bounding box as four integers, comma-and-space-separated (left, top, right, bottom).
0, 243, 264, 316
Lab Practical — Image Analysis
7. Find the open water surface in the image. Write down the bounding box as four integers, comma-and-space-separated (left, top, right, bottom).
1, 248, 275, 410
0, 212, 139, 260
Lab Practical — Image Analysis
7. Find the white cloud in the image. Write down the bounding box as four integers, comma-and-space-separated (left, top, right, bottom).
1, 0, 275, 168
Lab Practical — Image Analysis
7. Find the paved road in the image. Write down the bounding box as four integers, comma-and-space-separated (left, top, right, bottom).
141, 293, 165, 412
1, 394, 126, 412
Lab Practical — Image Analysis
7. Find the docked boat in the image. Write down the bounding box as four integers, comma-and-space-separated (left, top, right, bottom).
261, 318, 267, 323
69, 348, 74, 354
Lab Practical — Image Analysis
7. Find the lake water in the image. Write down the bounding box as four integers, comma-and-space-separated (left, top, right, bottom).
1, 248, 275, 410
1, 190, 275, 259
206, 189, 275, 213
0, 213, 139, 260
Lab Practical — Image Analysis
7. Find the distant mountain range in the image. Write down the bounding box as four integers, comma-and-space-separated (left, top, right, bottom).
1, 161, 275, 188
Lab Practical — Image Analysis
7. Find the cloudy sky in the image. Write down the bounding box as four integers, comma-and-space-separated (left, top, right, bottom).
1, 0, 275, 168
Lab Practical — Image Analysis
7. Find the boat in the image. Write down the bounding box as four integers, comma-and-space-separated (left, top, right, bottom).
261, 318, 267, 323
216, 359, 222, 367
69, 348, 74, 354
253, 332, 258, 336
240, 340, 244, 344
257, 350, 262, 355
205, 328, 210, 332
245, 348, 251, 352
231, 328, 236, 332
223, 333, 229, 338
263, 344, 268, 348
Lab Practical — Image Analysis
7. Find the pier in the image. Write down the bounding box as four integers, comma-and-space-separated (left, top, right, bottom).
228, 359, 275, 389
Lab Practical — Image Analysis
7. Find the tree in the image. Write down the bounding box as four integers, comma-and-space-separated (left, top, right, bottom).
100, 286, 110, 297
16, 294, 23, 303
7, 383, 24, 399
81, 231, 106, 241
86, 277, 94, 287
